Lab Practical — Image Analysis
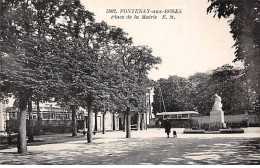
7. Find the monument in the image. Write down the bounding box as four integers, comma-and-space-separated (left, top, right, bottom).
210, 94, 225, 128
184, 94, 244, 134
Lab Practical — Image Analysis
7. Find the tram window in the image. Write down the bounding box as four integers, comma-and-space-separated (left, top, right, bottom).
164, 115, 170, 119
177, 114, 182, 119
171, 114, 177, 119
182, 114, 188, 119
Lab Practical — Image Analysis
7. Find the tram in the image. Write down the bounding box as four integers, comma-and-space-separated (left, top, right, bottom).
156, 111, 199, 128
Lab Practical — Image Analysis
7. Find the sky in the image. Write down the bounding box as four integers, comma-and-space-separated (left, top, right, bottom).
82, 0, 243, 80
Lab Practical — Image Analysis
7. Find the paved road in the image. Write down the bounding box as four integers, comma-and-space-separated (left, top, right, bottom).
0, 128, 259, 165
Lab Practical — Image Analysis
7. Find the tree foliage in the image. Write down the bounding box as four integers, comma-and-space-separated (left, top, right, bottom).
153, 64, 256, 116
207, 0, 260, 113
153, 76, 194, 114
0, 0, 161, 151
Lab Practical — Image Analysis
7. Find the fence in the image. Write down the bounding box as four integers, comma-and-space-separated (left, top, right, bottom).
6, 119, 85, 135
192, 114, 260, 128
194, 121, 249, 131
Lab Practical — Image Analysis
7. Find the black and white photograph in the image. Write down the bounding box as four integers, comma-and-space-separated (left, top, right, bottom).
0, 0, 259, 165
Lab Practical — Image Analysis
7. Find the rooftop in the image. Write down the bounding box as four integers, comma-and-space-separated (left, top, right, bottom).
156, 111, 199, 115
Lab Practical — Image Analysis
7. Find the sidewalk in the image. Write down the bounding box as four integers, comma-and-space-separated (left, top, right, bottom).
0, 128, 259, 165
1, 127, 259, 150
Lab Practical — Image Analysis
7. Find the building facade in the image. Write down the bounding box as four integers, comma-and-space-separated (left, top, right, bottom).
0, 102, 7, 132
4, 102, 121, 133
146, 87, 155, 125
2, 87, 155, 133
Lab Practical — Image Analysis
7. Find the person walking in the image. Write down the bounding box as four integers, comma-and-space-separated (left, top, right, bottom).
165, 119, 171, 138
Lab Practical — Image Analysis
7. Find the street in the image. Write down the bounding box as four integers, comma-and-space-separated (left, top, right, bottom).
0, 127, 260, 165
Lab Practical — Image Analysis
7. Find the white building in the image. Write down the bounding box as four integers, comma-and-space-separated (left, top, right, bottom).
1, 87, 156, 133
0, 102, 7, 132
83, 111, 120, 131
146, 87, 155, 125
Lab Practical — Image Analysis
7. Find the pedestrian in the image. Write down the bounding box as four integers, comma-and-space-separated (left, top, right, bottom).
158, 120, 161, 128
165, 119, 171, 138
173, 130, 177, 138
7, 130, 12, 145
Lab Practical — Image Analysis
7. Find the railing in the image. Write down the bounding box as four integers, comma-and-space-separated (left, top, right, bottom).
194, 121, 249, 131
6, 119, 85, 134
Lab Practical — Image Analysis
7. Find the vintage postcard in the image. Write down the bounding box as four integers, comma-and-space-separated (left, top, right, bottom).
0, 0, 259, 165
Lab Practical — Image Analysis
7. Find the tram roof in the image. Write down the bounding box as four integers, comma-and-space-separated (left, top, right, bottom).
156, 111, 199, 115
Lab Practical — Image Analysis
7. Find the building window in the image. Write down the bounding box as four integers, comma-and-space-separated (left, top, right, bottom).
33, 115, 37, 119
50, 113, 54, 119
66, 114, 70, 119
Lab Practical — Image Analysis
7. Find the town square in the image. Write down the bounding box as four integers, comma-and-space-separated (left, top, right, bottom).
0, 0, 259, 165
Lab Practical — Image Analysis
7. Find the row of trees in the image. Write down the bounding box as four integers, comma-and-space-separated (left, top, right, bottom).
0, 0, 161, 154
153, 64, 259, 116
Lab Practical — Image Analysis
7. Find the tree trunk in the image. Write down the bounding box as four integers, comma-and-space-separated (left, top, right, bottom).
102, 112, 106, 134
126, 107, 131, 138
123, 112, 126, 132
87, 100, 93, 143
94, 111, 98, 133
27, 99, 34, 142
36, 99, 41, 135
71, 105, 77, 137
144, 113, 147, 130
140, 114, 144, 130
112, 112, 115, 130
137, 113, 140, 131
17, 98, 28, 154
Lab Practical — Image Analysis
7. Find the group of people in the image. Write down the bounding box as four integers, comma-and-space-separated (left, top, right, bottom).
158, 119, 177, 138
